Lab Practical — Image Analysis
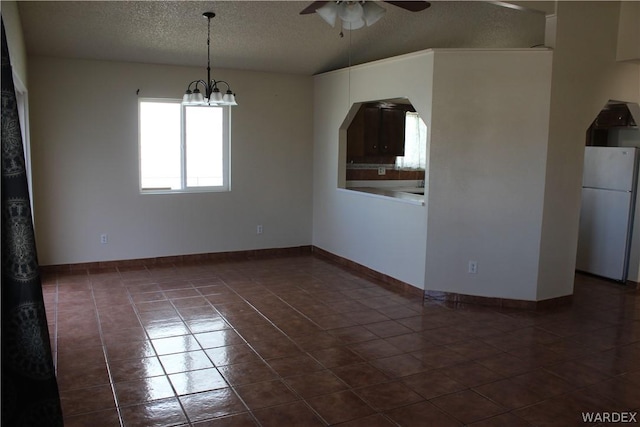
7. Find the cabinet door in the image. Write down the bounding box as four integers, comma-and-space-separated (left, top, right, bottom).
347, 107, 366, 159
363, 107, 381, 156
594, 107, 631, 128
379, 108, 406, 156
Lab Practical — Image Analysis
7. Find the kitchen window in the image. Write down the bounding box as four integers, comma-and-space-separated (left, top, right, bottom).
395, 111, 427, 170
138, 99, 230, 193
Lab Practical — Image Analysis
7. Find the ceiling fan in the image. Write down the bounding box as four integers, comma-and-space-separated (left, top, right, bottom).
300, 1, 431, 30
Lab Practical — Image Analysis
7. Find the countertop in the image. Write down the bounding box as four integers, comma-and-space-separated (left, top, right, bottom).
347, 186, 425, 204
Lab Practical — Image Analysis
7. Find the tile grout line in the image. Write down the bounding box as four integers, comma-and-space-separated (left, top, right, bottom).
90, 270, 126, 427
52, 276, 59, 375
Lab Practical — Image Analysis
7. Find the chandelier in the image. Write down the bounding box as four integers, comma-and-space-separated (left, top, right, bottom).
182, 12, 237, 106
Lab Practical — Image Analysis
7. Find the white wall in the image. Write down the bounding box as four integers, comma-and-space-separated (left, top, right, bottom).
425, 50, 553, 301
313, 52, 434, 289
536, 1, 640, 300
312, 49, 553, 296
616, 0, 640, 62
29, 57, 313, 265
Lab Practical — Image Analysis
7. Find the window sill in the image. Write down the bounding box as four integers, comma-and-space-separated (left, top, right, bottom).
140, 188, 230, 195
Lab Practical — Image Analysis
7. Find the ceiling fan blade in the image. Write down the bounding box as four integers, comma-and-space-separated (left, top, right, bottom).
300, 1, 330, 15
384, 1, 431, 12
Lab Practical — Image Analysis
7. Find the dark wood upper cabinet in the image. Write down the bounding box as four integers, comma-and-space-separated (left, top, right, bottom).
363, 106, 382, 156
379, 108, 406, 156
593, 104, 636, 129
347, 102, 414, 161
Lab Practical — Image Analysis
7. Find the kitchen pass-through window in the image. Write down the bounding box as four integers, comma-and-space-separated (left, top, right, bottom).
138, 99, 230, 193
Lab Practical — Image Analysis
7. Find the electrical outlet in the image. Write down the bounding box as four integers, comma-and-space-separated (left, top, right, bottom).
378, 167, 386, 175
256, 225, 263, 235
468, 260, 478, 274
100, 234, 108, 244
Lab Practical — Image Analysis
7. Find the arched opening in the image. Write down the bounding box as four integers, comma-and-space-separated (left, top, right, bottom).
576, 100, 640, 282
338, 97, 428, 201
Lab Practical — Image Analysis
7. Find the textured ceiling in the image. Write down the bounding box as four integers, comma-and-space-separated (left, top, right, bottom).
17, 1, 548, 75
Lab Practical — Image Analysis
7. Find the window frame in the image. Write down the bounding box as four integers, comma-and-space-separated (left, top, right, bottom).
138, 97, 231, 194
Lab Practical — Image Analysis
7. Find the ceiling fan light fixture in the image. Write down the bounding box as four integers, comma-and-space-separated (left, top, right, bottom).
338, 2, 364, 23
362, 2, 386, 26
302, 0, 430, 30
343, 17, 365, 30
316, 2, 339, 27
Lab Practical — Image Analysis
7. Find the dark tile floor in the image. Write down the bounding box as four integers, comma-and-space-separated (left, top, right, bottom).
43, 255, 640, 426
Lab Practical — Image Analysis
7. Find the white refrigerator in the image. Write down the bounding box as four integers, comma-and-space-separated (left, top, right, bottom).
576, 146, 638, 282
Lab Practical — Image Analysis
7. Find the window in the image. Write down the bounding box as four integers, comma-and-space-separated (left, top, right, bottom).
139, 99, 230, 193
395, 111, 427, 170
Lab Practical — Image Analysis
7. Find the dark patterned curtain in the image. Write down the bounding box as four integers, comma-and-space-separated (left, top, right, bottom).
1, 19, 64, 426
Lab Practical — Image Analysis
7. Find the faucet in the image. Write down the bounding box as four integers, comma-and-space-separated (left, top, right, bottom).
418, 179, 425, 188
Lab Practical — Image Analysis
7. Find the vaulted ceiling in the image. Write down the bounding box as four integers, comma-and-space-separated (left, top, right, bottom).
17, 1, 550, 75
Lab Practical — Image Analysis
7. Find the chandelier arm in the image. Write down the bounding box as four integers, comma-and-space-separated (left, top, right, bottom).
212, 80, 232, 92
187, 80, 209, 92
